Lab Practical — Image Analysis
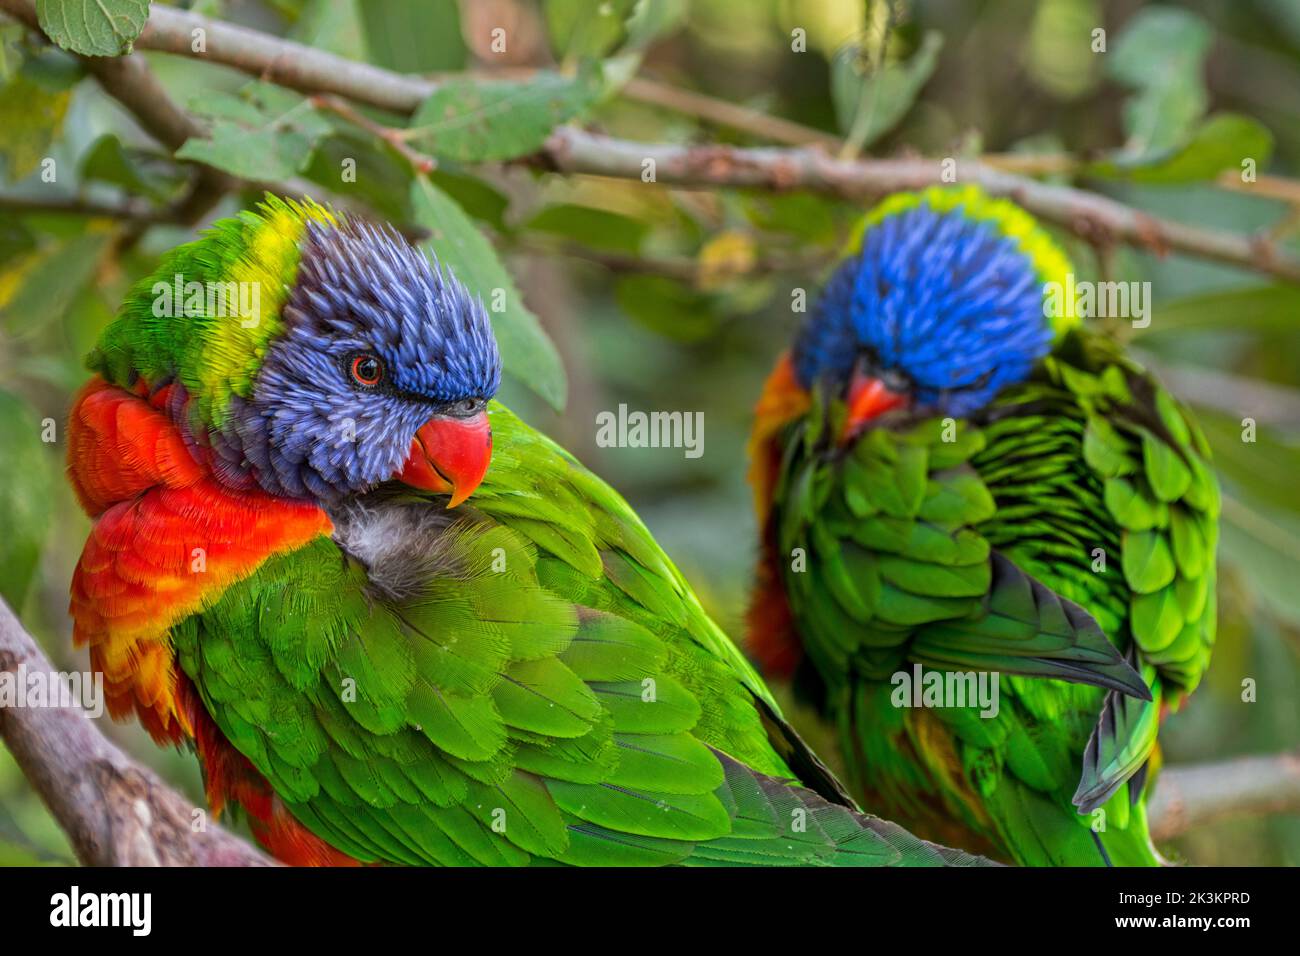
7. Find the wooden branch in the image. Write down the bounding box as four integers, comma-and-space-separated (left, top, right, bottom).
539, 128, 1300, 284
0, 597, 275, 866
8, 0, 1290, 285
1148, 751, 1300, 841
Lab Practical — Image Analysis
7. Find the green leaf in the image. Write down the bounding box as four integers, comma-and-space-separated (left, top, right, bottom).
79, 133, 179, 200
358, 0, 464, 71
833, 31, 943, 152
524, 204, 648, 255
1107, 6, 1212, 161
0, 232, 107, 334
175, 83, 331, 180
410, 176, 566, 410
36, 0, 149, 56
544, 0, 639, 62
0, 71, 71, 181
1132, 285, 1300, 339
1087, 113, 1273, 184
407, 69, 601, 163
1220, 496, 1300, 626
614, 274, 715, 343
0, 390, 51, 610
1196, 409, 1300, 515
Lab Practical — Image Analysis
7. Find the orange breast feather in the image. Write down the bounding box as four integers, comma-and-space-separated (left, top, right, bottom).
67, 377, 332, 743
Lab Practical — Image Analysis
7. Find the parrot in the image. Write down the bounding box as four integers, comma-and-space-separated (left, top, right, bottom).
746, 185, 1219, 866
66, 194, 989, 867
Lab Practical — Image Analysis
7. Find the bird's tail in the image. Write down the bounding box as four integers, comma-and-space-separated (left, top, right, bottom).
680, 751, 996, 867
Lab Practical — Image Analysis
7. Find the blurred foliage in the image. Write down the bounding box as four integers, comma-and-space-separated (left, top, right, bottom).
0, 0, 1298, 866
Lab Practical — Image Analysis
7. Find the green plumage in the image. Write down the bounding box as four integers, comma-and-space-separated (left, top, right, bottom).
175, 403, 986, 866
771, 328, 1219, 865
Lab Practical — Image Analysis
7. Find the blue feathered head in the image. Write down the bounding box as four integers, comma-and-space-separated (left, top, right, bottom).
793, 186, 1075, 419
217, 213, 501, 504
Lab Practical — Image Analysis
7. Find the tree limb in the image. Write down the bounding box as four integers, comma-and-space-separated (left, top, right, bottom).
1148, 751, 1300, 842
539, 128, 1300, 284
0, 0, 1283, 284
0, 597, 276, 866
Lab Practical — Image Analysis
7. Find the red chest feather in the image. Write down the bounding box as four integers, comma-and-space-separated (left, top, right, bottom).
67, 377, 332, 742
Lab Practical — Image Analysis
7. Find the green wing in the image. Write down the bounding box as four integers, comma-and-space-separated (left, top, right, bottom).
1021, 332, 1218, 809
774, 387, 1147, 699
175, 403, 986, 866
773, 329, 1217, 864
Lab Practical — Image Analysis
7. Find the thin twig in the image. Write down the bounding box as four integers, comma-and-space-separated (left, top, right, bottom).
311, 95, 436, 175
623, 76, 842, 150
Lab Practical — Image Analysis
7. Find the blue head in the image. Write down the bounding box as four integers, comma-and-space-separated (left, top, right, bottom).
214, 216, 501, 504
793, 189, 1070, 420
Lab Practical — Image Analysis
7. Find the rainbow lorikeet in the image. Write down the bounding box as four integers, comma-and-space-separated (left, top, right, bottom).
747, 186, 1219, 866
66, 195, 988, 867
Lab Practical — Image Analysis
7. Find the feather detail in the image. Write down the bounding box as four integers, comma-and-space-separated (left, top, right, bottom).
67, 377, 332, 743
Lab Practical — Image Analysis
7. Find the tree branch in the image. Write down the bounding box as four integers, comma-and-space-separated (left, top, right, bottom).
539, 128, 1300, 284
0, 597, 275, 866
1148, 751, 1300, 842
13, 0, 1289, 285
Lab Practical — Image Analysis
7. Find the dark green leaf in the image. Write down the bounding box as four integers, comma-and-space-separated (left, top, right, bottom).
36, 0, 149, 57
358, 0, 464, 72
407, 69, 601, 163
0, 71, 70, 181
1087, 113, 1273, 184
614, 274, 715, 343
833, 31, 943, 151
1133, 285, 1300, 339
176, 83, 331, 180
1107, 7, 1211, 161
525, 204, 647, 255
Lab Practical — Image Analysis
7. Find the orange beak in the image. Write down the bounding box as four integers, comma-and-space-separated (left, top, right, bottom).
841, 370, 906, 443
395, 411, 492, 508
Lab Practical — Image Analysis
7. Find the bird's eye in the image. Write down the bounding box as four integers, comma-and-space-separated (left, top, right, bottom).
451, 398, 481, 417
349, 353, 384, 388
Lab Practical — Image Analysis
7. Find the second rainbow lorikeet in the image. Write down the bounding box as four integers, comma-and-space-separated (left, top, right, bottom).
747, 186, 1219, 866
66, 195, 989, 867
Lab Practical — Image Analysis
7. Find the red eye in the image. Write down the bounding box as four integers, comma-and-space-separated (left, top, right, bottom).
350, 354, 383, 387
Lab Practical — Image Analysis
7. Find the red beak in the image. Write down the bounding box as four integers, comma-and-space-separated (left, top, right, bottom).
395, 411, 492, 508
841, 371, 906, 443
